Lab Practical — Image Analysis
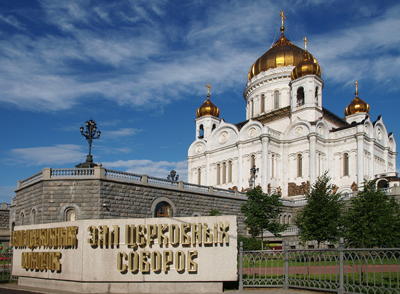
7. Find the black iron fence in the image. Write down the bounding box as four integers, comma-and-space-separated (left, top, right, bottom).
239, 239, 400, 294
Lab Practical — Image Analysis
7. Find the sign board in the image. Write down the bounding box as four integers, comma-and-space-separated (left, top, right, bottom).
11, 216, 237, 283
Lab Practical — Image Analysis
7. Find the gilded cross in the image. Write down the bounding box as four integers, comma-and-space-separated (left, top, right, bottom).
303, 36, 308, 51
206, 83, 211, 95
355, 81, 358, 92
279, 10, 286, 27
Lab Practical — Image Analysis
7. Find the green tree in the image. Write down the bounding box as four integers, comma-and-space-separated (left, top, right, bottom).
295, 173, 344, 248
209, 209, 221, 216
343, 179, 400, 248
241, 186, 287, 249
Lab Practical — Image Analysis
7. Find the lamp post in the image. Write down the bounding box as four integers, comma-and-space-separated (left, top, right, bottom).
249, 164, 259, 189
76, 119, 101, 168
167, 170, 179, 182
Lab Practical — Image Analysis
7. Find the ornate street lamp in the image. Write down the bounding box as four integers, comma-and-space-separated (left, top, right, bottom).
249, 164, 259, 189
167, 170, 179, 182
76, 119, 101, 168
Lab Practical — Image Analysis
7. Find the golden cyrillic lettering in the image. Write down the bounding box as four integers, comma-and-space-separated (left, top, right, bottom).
99, 225, 108, 247
163, 250, 173, 272
170, 224, 179, 246
117, 252, 127, 272
129, 252, 139, 272
140, 251, 150, 273
147, 224, 157, 246
181, 223, 191, 246
151, 251, 161, 271
191, 223, 202, 246
203, 223, 213, 244
219, 222, 229, 244
188, 250, 198, 272
136, 225, 146, 246
88, 226, 98, 246
158, 224, 168, 246
175, 250, 185, 272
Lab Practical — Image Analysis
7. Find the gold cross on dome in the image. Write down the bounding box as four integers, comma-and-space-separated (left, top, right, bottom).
279, 10, 286, 27
355, 81, 358, 92
303, 36, 308, 51
206, 83, 211, 95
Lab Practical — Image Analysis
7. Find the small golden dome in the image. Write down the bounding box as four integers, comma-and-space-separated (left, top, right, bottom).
291, 51, 322, 80
344, 82, 370, 116
196, 84, 220, 118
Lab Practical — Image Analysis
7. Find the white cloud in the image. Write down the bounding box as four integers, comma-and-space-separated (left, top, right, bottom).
102, 128, 142, 139
0, 15, 25, 30
0, 186, 16, 204
9, 144, 86, 166
102, 159, 188, 181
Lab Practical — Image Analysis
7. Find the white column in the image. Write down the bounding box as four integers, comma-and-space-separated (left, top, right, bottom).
357, 134, 364, 187
261, 136, 269, 191
187, 158, 192, 183
309, 134, 317, 184
205, 152, 210, 186
237, 143, 243, 191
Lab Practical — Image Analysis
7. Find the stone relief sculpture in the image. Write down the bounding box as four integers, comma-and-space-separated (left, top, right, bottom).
288, 181, 310, 196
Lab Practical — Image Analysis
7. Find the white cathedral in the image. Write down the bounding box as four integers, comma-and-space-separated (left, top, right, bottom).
187, 13, 397, 198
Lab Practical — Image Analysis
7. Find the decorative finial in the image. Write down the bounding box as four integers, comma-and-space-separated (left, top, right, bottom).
355, 81, 358, 96
303, 36, 308, 51
206, 83, 211, 99
279, 10, 286, 34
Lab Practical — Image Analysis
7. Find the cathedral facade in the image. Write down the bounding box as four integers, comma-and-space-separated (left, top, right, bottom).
187, 14, 397, 198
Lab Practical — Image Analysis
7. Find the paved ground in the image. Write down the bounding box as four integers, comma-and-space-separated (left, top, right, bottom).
0, 283, 325, 294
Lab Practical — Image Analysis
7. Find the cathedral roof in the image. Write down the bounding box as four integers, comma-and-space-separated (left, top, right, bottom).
247, 11, 319, 81
196, 84, 220, 118
344, 81, 370, 116
291, 37, 321, 80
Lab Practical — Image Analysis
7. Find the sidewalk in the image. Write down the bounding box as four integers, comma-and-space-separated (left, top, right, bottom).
0, 283, 325, 294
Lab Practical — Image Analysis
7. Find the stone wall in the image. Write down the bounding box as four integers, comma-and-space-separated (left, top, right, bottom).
11, 178, 247, 235
0, 203, 9, 228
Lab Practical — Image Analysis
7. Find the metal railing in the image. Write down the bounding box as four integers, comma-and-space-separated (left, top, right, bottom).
239, 239, 400, 294
51, 168, 94, 177
0, 253, 16, 282
19, 171, 43, 188
148, 176, 179, 188
105, 169, 142, 183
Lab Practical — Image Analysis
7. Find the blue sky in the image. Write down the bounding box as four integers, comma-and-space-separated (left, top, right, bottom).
0, 0, 399, 203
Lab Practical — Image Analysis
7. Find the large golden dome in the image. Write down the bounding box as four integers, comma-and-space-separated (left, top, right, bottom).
196, 84, 220, 118
344, 82, 370, 116
291, 50, 321, 80
247, 26, 313, 81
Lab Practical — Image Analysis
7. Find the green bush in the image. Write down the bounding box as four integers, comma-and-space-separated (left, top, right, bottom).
238, 234, 262, 250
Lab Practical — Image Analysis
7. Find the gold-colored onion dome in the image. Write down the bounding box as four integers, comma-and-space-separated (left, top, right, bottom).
196, 93, 220, 118
291, 50, 321, 80
344, 88, 370, 116
247, 27, 314, 81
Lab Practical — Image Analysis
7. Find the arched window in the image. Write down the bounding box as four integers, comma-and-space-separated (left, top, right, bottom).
250, 155, 255, 170
297, 154, 303, 178
197, 168, 201, 185
216, 164, 220, 185
20, 212, 25, 226
261, 94, 265, 113
297, 87, 304, 106
66, 208, 76, 221
222, 162, 227, 184
343, 153, 349, 176
251, 100, 254, 117
198, 125, 204, 139
31, 209, 37, 224
155, 202, 171, 217
228, 161, 232, 183
271, 154, 275, 178
274, 91, 279, 109
315, 87, 319, 104
212, 124, 216, 131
